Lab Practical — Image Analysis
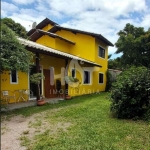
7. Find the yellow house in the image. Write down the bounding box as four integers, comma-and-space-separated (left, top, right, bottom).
1, 18, 113, 103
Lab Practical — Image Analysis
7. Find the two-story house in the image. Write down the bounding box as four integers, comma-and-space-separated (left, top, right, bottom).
1, 18, 113, 103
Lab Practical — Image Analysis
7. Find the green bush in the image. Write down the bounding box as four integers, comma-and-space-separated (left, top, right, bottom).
144, 105, 150, 122
105, 70, 113, 91
110, 66, 150, 119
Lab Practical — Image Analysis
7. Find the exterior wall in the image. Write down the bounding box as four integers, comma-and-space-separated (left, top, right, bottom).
56, 30, 95, 62
36, 35, 70, 53
39, 54, 66, 96
108, 69, 122, 81
95, 39, 108, 67
1, 71, 28, 103
67, 61, 104, 97
94, 39, 108, 89
55, 38, 70, 53
36, 35, 55, 49
42, 24, 53, 31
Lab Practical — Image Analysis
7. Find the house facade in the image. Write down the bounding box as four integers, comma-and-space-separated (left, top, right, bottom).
1, 18, 113, 103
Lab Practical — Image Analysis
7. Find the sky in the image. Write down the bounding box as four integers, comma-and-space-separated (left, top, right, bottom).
2, 0, 150, 59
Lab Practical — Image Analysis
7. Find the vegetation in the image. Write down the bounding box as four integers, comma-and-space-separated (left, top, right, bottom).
1, 93, 150, 150
115, 23, 150, 68
108, 24, 150, 70
0, 23, 33, 73
105, 70, 113, 91
110, 66, 150, 120
1, 18, 28, 38
30, 73, 45, 100
108, 57, 123, 70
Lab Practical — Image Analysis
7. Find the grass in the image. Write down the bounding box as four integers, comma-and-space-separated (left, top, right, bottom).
1, 92, 150, 150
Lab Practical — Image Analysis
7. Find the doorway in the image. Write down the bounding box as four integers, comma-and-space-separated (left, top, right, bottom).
29, 65, 42, 100
43, 69, 57, 98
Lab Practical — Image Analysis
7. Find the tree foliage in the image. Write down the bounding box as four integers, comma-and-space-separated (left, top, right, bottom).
108, 57, 123, 70
0, 23, 33, 73
1, 18, 27, 38
110, 66, 150, 119
115, 23, 150, 68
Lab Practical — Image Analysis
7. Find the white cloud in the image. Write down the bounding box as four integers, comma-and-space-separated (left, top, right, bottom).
10, 11, 45, 31
140, 14, 150, 30
11, 0, 35, 5
46, 0, 147, 17
1, 1, 18, 17
1, 0, 150, 58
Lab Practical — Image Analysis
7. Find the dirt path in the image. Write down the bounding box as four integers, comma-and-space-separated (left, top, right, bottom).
1, 115, 34, 150
1, 108, 72, 150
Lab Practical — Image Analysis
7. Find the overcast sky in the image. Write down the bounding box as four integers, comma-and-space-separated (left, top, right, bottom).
2, 0, 150, 59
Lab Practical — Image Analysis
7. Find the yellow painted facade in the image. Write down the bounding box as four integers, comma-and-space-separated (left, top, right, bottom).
1, 20, 112, 103
1, 71, 29, 103
42, 24, 53, 31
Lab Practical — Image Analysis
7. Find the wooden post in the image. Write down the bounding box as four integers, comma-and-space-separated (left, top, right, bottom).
36, 52, 40, 100
65, 59, 68, 96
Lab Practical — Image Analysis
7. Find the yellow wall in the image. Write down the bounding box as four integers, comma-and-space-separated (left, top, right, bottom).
56, 30, 95, 62
42, 24, 53, 31
95, 39, 108, 69
36, 35, 55, 49
55, 38, 70, 53
39, 54, 66, 96
1, 71, 28, 103
67, 60, 105, 96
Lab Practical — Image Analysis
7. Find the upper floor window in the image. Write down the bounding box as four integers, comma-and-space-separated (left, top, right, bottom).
71, 68, 76, 78
10, 70, 18, 84
99, 73, 104, 84
98, 46, 105, 58
83, 71, 91, 84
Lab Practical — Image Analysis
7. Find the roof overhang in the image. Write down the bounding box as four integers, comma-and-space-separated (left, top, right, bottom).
27, 18, 58, 36
29, 29, 75, 44
49, 25, 114, 47
18, 38, 101, 67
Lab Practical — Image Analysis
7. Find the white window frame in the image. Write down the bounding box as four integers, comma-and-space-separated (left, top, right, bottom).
83, 70, 91, 85
10, 70, 18, 84
71, 68, 76, 78
98, 45, 105, 59
98, 72, 104, 84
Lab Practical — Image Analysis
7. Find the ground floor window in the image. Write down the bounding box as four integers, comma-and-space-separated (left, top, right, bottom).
10, 70, 18, 84
99, 73, 104, 84
84, 71, 90, 84
71, 68, 76, 78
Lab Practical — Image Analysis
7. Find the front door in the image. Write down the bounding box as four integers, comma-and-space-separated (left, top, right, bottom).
43, 69, 57, 98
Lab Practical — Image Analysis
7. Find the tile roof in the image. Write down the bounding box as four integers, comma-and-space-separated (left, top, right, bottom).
49, 25, 114, 46
18, 37, 101, 67
29, 29, 75, 44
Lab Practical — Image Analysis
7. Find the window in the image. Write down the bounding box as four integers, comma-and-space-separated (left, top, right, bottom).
98, 46, 105, 58
99, 73, 104, 84
71, 68, 76, 78
84, 71, 90, 84
10, 70, 18, 84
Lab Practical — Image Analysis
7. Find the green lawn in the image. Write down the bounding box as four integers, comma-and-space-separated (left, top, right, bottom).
2, 93, 150, 150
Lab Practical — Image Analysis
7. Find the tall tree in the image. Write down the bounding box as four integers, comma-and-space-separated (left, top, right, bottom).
0, 23, 33, 73
115, 23, 150, 68
1, 18, 27, 38
108, 57, 123, 70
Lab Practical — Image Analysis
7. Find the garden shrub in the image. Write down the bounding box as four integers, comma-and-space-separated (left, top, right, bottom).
110, 66, 150, 119
144, 105, 150, 122
105, 70, 113, 91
